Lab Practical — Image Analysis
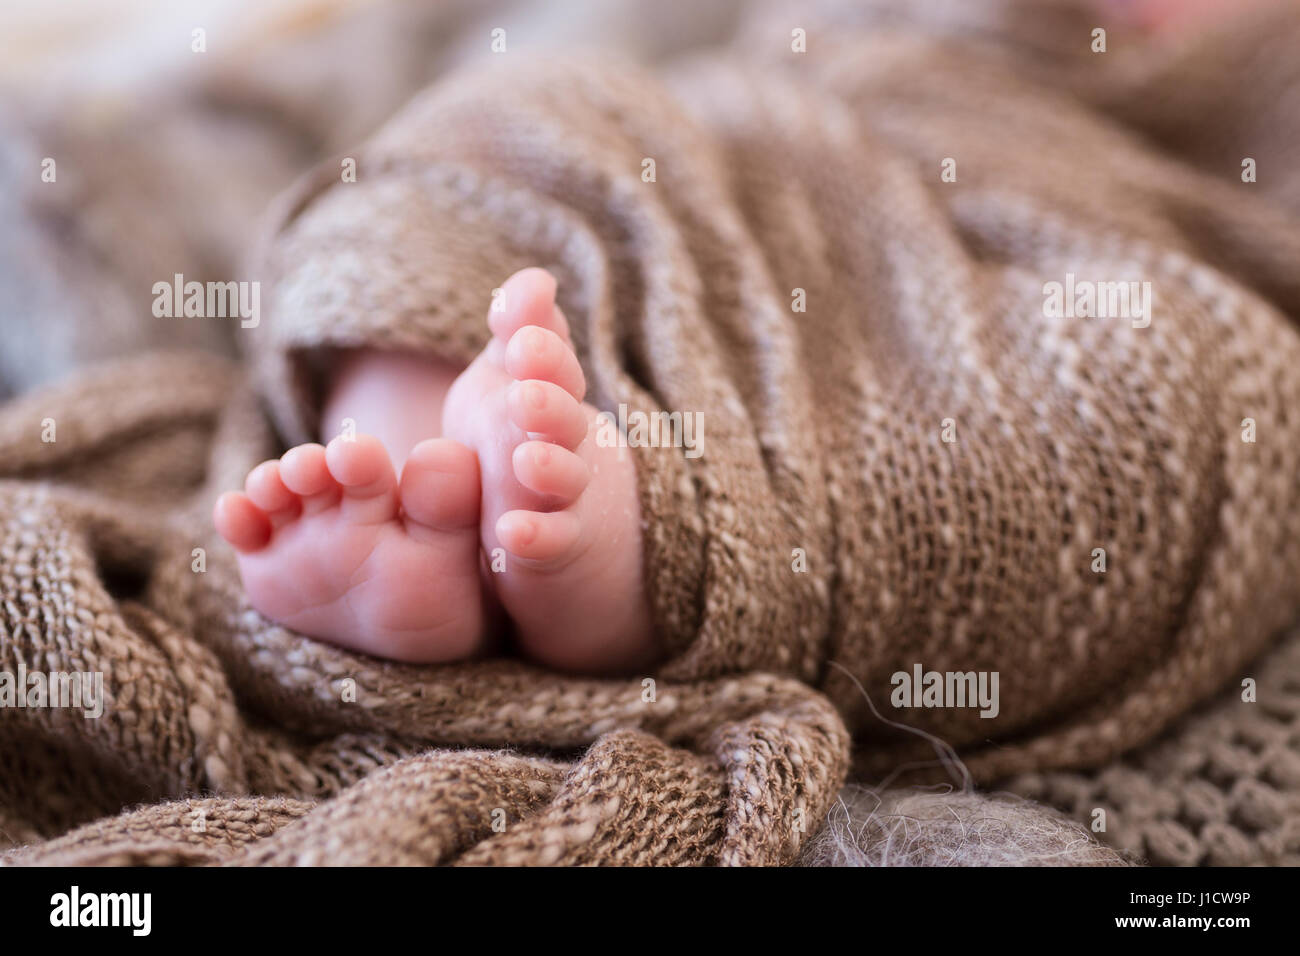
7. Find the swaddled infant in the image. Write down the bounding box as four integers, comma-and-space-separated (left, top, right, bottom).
214, 0, 1293, 694
215, 267, 657, 672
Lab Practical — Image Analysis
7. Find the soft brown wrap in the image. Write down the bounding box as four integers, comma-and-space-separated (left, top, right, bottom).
4, 0, 1300, 865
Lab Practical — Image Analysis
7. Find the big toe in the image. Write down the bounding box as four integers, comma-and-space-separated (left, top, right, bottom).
400, 438, 481, 535
488, 267, 572, 348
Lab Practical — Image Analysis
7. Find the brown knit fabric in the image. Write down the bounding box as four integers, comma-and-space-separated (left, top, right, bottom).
1006, 621, 1300, 866
0, 354, 848, 864
4, 0, 1300, 866
252, 1, 1300, 775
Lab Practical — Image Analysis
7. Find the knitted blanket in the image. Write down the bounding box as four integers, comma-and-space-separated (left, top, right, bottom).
0, 353, 850, 865
4, 0, 1300, 865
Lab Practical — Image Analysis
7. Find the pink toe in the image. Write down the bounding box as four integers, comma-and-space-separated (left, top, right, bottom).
279, 443, 334, 496
245, 460, 297, 514
326, 434, 398, 522
507, 380, 589, 449
505, 325, 586, 400
325, 434, 393, 491
487, 267, 569, 345
214, 492, 272, 551
512, 440, 590, 501
495, 509, 581, 562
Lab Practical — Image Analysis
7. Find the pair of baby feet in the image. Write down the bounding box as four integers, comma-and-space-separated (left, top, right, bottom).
214, 269, 656, 673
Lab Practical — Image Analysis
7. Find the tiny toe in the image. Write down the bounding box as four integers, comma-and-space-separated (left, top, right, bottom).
279, 443, 331, 494
488, 267, 571, 345
279, 443, 339, 513
245, 460, 299, 526
507, 380, 589, 449
214, 491, 272, 552
326, 434, 398, 523
505, 325, 586, 400
400, 438, 481, 535
495, 509, 581, 563
512, 440, 590, 502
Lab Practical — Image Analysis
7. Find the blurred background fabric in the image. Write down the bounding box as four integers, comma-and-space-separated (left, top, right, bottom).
5, 0, 1300, 400
0, 0, 747, 397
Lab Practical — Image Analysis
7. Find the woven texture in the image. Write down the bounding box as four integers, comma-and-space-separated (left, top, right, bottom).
252, 0, 1300, 778
3, 0, 1300, 866
1007, 625, 1300, 866
0, 353, 849, 864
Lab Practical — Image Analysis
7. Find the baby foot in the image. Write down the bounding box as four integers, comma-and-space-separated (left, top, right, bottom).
213, 434, 487, 662
444, 268, 658, 673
